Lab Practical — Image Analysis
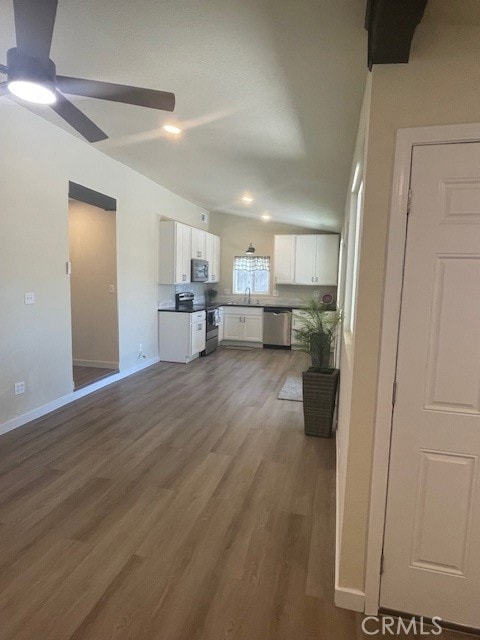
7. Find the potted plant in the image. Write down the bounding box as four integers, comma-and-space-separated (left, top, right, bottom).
293, 299, 341, 437
206, 288, 218, 302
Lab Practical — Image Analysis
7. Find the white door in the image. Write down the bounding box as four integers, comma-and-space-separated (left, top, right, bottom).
212, 235, 220, 283
205, 233, 214, 282
174, 223, 191, 284
223, 314, 243, 340
274, 235, 296, 284
295, 235, 316, 284
191, 228, 206, 259
381, 143, 480, 628
190, 314, 206, 355
315, 235, 339, 285
243, 315, 263, 342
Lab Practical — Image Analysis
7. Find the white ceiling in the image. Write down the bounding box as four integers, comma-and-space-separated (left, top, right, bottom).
0, 0, 367, 230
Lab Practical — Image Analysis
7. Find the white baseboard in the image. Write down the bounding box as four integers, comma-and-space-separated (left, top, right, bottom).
334, 437, 366, 613
0, 356, 159, 437
73, 359, 118, 369
334, 586, 366, 612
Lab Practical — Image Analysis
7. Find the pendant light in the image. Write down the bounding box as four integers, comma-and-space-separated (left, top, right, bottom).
245, 243, 255, 254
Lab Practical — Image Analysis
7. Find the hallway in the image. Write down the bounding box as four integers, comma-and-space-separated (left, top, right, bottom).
0, 349, 473, 639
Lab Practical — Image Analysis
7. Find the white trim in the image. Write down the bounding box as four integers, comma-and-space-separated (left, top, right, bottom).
0, 356, 159, 437
365, 122, 480, 616
73, 359, 118, 369
335, 586, 366, 612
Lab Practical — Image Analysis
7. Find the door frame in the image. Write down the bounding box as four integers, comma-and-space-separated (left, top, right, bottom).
365, 122, 480, 615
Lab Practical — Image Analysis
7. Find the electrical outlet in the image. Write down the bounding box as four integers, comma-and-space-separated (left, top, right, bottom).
108, 284, 115, 293
14, 381, 25, 395
24, 292, 35, 304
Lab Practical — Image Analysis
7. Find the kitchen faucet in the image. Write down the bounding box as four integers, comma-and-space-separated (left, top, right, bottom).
244, 287, 251, 304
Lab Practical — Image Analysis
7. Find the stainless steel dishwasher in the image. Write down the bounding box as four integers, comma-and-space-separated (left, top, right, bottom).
263, 307, 292, 348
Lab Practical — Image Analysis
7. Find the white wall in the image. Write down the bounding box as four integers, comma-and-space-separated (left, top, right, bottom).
0, 102, 208, 429
69, 200, 119, 368
338, 7, 480, 594
336, 74, 370, 598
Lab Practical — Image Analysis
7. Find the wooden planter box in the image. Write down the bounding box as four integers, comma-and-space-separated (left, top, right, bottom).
302, 368, 340, 438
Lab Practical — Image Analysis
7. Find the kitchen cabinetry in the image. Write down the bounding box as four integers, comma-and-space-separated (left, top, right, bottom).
205, 233, 220, 283
159, 220, 221, 285
273, 233, 339, 286
223, 306, 263, 343
191, 228, 206, 259
158, 221, 192, 284
274, 235, 295, 284
158, 310, 206, 363
294, 234, 339, 285
294, 236, 317, 284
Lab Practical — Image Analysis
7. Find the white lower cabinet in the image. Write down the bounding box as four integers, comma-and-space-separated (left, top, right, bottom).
223, 307, 264, 343
291, 309, 309, 349
158, 310, 206, 363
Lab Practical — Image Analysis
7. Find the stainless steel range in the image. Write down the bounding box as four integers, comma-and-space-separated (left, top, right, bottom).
203, 307, 219, 355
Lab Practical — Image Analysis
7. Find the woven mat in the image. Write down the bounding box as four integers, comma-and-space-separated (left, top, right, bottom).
278, 376, 303, 402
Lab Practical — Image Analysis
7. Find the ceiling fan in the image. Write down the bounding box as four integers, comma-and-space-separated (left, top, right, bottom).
0, 0, 175, 142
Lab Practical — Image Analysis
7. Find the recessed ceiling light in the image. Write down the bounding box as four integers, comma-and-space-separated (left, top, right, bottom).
241, 194, 254, 204
261, 213, 271, 221
163, 124, 181, 135
8, 80, 56, 105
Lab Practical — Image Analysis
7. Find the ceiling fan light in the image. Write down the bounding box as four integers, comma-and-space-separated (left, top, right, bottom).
8, 80, 56, 105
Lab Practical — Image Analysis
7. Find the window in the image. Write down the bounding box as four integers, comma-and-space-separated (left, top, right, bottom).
233, 255, 270, 294
344, 163, 364, 333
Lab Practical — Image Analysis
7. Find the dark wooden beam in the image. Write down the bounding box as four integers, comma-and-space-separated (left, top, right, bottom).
366, 0, 428, 70
69, 181, 116, 211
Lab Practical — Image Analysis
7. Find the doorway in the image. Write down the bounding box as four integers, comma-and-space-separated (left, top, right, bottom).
68, 183, 119, 390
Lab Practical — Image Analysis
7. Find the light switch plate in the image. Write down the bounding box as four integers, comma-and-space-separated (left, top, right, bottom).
24, 292, 35, 304
108, 284, 115, 293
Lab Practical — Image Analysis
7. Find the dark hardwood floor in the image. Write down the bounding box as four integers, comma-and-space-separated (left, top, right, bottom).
0, 348, 474, 639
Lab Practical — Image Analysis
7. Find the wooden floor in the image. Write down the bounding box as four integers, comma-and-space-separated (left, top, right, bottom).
0, 349, 475, 639
73, 366, 118, 390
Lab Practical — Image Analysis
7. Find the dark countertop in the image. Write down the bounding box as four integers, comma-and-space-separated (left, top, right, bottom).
158, 303, 222, 313
157, 302, 334, 313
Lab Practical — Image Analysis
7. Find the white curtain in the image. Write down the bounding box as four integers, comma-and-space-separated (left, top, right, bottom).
233, 256, 270, 271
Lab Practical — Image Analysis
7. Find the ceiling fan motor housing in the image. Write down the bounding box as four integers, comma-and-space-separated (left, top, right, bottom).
6, 47, 56, 93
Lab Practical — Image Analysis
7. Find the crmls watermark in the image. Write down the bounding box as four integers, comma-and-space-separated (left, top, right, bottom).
361, 616, 443, 636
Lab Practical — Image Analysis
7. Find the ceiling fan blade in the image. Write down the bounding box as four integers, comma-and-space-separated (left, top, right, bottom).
56, 76, 175, 112
13, 0, 58, 61
51, 92, 108, 143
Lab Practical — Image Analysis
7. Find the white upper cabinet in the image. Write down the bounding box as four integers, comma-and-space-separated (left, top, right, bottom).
159, 220, 192, 284
315, 234, 339, 285
159, 221, 221, 285
273, 233, 340, 286
294, 235, 317, 284
191, 228, 207, 259
205, 233, 221, 283
274, 235, 296, 284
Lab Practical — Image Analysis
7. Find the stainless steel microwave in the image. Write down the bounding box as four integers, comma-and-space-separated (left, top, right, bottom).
191, 259, 209, 282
